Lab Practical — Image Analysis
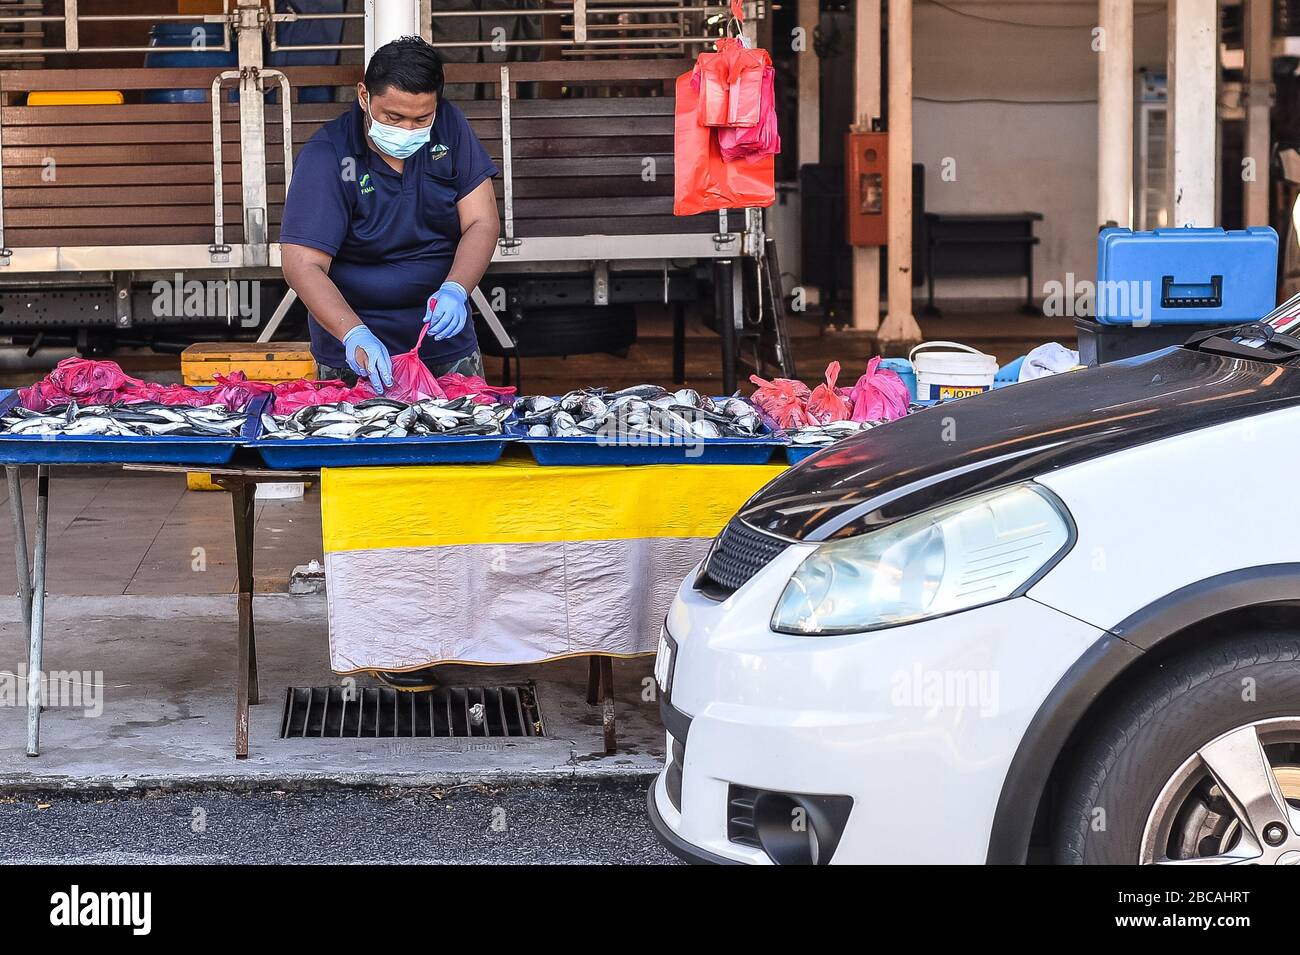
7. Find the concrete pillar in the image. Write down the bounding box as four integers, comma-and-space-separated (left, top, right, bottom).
365, 0, 421, 63
852, 0, 881, 331
878, 0, 921, 349
1244, 0, 1273, 227
1166, 0, 1218, 227
1098, 0, 1134, 228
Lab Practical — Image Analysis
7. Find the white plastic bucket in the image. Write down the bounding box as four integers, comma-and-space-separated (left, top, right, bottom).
908, 341, 998, 403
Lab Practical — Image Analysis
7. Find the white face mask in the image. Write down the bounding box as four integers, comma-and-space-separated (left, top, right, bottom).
363, 97, 433, 159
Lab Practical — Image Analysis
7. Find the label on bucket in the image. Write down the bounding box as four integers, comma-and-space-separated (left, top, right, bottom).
937, 384, 989, 400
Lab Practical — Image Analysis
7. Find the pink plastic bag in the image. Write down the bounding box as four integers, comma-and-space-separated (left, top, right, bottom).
748, 373, 813, 429
718, 67, 780, 162
437, 373, 516, 405
270, 378, 370, 415
207, 371, 273, 411
48, 356, 134, 399
806, 361, 852, 424
374, 323, 446, 403
846, 357, 911, 423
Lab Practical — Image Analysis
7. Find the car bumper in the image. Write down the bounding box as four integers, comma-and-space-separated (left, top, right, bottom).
649, 554, 1105, 864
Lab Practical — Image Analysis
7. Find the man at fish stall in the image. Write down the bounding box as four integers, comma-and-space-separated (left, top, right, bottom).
280, 36, 498, 692
280, 35, 499, 395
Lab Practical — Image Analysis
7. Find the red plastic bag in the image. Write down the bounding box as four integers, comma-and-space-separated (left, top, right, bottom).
691, 37, 770, 128
673, 72, 775, 216
748, 373, 812, 429
718, 67, 780, 162
806, 361, 852, 424
847, 357, 911, 423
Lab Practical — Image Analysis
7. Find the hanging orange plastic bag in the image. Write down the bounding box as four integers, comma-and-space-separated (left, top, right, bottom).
673, 71, 775, 216
692, 37, 770, 128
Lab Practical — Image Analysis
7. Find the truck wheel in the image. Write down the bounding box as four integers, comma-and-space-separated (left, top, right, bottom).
1054, 631, 1300, 864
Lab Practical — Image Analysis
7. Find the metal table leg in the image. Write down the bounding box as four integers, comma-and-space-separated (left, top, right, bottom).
230, 480, 258, 758
671, 302, 686, 385
7, 467, 32, 663
26, 466, 49, 757
716, 260, 738, 395
586, 655, 617, 755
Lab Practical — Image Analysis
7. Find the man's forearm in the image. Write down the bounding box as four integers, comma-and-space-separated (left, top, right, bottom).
444, 218, 498, 297
284, 259, 363, 343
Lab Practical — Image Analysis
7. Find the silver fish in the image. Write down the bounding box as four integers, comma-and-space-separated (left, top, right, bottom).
260, 397, 511, 441
518, 386, 764, 442
2, 400, 247, 438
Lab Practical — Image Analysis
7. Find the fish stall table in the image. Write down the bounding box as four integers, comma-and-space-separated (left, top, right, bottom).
6, 462, 317, 760
320, 455, 787, 753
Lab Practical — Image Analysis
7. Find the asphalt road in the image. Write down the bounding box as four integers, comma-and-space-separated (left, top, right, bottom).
0, 780, 680, 865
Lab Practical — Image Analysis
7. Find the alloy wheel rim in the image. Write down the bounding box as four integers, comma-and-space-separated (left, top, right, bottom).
1140, 717, 1300, 864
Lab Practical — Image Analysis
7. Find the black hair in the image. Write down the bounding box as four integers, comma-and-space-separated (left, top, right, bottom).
364, 35, 445, 98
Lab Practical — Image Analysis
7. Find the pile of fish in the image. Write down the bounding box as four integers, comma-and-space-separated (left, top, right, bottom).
0, 401, 247, 438
785, 420, 880, 446
514, 386, 763, 440
259, 396, 512, 441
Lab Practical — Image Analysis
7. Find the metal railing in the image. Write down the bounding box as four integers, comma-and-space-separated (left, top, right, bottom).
0, 0, 235, 55
267, 1, 761, 55
210, 68, 294, 261
0, 1, 763, 60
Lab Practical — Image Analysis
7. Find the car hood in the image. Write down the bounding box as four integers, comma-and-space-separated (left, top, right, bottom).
741, 347, 1300, 542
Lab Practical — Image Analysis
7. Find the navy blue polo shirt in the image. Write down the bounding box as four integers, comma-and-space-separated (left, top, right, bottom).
280, 100, 498, 367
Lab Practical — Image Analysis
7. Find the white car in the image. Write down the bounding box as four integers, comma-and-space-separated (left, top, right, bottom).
648, 331, 1300, 864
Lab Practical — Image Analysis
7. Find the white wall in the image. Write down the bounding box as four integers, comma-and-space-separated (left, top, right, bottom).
912, 0, 1169, 302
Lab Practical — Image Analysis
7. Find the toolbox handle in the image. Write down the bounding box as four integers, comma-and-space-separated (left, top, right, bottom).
1161, 274, 1222, 309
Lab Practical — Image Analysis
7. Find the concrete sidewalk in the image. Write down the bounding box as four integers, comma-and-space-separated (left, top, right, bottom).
0, 593, 663, 791
0, 469, 322, 596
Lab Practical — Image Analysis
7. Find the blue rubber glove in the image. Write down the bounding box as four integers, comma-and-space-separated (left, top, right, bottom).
342, 324, 393, 394
424, 280, 469, 341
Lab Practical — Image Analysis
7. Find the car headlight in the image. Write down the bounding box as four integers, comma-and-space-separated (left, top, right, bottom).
771, 483, 1073, 635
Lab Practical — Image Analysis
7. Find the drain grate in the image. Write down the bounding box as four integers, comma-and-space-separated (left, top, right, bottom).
280, 684, 544, 739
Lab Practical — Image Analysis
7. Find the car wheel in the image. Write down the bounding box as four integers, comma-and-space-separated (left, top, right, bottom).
1053, 630, 1300, 864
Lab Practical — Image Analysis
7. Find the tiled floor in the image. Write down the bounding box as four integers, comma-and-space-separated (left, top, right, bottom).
0, 469, 322, 596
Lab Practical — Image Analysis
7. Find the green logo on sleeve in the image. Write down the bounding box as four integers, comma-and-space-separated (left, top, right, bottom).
359, 172, 375, 194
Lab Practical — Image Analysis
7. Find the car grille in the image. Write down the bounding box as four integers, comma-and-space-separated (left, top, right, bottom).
726, 785, 762, 849
698, 519, 789, 597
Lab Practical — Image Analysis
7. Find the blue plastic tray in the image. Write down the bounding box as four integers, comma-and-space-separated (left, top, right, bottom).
785, 444, 824, 464
0, 389, 260, 466
519, 437, 778, 466
250, 402, 516, 468
252, 432, 514, 469
512, 398, 781, 466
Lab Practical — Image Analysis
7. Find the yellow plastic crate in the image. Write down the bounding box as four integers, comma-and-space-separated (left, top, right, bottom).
181, 342, 316, 491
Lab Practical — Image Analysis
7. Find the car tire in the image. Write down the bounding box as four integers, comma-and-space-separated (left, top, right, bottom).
1053, 629, 1300, 864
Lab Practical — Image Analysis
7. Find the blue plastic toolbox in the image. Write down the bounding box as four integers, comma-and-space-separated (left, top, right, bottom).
1095, 226, 1278, 326
0, 390, 261, 466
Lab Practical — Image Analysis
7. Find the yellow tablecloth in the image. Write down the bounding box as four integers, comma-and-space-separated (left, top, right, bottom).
321, 456, 786, 672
